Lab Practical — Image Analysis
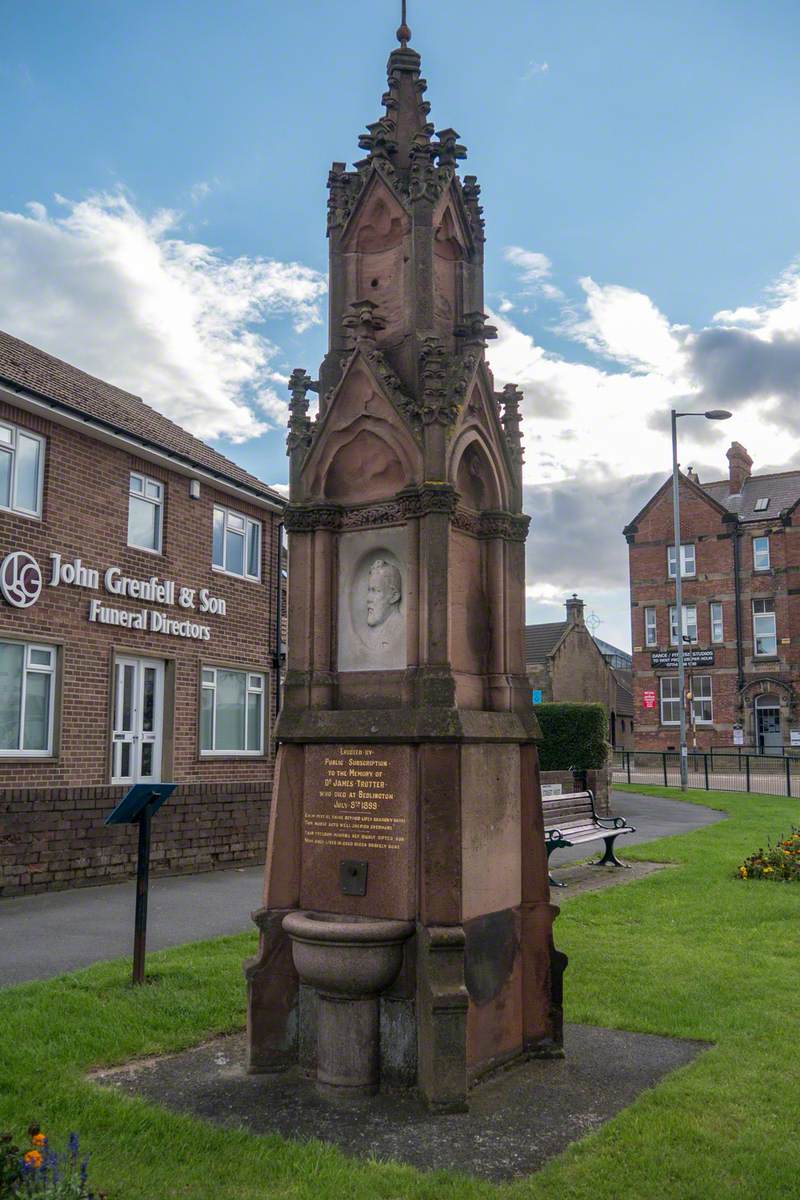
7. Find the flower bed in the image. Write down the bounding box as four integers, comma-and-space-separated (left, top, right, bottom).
738, 826, 800, 881
0, 1126, 105, 1199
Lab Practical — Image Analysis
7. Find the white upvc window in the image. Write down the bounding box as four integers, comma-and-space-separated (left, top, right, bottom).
200, 667, 265, 755
0, 641, 56, 756
212, 505, 261, 581
669, 604, 698, 645
668, 544, 696, 578
0, 420, 45, 518
753, 536, 770, 572
691, 674, 713, 724
128, 472, 164, 553
753, 598, 777, 657
660, 676, 681, 725
644, 607, 657, 647
710, 602, 724, 644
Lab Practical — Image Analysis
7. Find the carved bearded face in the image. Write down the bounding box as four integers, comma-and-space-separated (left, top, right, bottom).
366, 559, 402, 627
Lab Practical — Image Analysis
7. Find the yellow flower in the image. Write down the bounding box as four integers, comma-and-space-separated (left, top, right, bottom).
24, 1150, 43, 1169
739, 867, 748, 878
32, 1133, 46, 1148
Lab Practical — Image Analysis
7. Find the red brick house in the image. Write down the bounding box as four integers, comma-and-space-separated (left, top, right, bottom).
0, 330, 286, 894
625, 442, 800, 752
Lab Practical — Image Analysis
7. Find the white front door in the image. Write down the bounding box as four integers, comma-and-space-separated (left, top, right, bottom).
112, 657, 164, 784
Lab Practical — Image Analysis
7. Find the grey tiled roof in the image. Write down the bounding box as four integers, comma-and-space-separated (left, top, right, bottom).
0, 329, 285, 505
524, 622, 568, 665
702, 471, 800, 522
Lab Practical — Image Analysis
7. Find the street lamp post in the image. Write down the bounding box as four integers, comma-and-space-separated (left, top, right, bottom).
671, 408, 732, 791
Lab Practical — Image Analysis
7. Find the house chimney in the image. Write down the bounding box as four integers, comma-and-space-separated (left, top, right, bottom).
727, 442, 752, 495
686, 466, 700, 484
565, 594, 584, 626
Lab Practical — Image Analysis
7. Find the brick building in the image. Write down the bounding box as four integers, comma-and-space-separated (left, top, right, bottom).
625, 441, 800, 752
524, 595, 634, 749
0, 330, 285, 895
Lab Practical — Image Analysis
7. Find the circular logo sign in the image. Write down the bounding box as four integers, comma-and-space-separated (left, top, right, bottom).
0, 551, 43, 608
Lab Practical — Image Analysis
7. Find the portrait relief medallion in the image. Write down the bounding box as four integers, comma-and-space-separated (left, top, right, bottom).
0, 551, 43, 608
338, 528, 408, 672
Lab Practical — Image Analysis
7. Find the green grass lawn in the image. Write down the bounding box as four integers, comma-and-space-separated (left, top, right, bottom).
2, 786, 799, 1199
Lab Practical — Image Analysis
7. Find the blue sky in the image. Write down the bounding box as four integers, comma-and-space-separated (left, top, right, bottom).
3, 0, 800, 647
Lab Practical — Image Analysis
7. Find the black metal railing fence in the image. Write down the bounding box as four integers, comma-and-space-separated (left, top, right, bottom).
612, 748, 800, 797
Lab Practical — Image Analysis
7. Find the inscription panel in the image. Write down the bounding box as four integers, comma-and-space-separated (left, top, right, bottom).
300, 744, 415, 919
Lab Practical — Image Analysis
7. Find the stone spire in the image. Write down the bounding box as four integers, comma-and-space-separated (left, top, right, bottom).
396, 0, 411, 49
358, 10, 434, 172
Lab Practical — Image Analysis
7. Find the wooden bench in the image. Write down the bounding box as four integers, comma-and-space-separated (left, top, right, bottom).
542, 790, 635, 887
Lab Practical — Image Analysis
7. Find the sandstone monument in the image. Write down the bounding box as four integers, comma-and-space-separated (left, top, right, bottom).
246, 7, 565, 1111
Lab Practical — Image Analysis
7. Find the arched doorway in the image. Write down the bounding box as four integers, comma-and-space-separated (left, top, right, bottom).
755, 693, 782, 755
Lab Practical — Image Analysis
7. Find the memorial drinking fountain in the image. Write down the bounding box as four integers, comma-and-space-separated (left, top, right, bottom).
245, 6, 566, 1111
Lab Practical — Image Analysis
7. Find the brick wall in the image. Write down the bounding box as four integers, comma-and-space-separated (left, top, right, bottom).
0, 397, 282, 894
0, 783, 270, 896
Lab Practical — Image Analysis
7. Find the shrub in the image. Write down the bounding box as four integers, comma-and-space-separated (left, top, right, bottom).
738, 827, 800, 882
536, 702, 609, 772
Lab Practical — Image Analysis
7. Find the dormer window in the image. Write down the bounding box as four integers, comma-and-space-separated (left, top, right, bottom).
753, 497, 770, 512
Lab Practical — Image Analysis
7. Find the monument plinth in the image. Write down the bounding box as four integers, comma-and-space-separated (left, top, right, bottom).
246, 15, 566, 1110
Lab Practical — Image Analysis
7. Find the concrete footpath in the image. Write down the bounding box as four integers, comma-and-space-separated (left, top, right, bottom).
1, 791, 725, 987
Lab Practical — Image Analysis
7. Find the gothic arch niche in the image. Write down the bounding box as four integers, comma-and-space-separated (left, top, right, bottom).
324, 428, 407, 503
451, 431, 505, 513
433, 204, 466, 339
345, 178, 409, 342
304, 358, 422, 502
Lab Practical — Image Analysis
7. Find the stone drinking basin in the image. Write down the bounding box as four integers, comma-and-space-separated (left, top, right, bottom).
282, 911, 414, 1099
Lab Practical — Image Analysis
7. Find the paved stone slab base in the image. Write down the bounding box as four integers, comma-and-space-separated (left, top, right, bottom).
550, 860, 672, 897
92, 1023, 709, 1182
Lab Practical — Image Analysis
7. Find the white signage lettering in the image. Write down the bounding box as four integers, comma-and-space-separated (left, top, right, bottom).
89, 598, 211, 641
2, 549, 230, 641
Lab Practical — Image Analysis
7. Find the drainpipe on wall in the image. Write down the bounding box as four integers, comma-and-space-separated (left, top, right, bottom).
732, 522, 745, 692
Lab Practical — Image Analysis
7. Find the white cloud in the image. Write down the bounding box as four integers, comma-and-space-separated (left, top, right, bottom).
504, 245, 564, 301
489, 249, 800, 493
189, 180, 213, 203
505, 246, 552, 284
0, 190, 327, 443
523, 61, 550, 80
525, 582, 565, 606
564, 277, 685, 375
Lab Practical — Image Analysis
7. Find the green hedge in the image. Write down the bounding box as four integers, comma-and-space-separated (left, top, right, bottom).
536, 702, 608, 771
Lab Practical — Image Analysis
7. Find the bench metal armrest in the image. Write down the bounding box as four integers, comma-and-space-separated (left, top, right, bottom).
595, 816, 629, 830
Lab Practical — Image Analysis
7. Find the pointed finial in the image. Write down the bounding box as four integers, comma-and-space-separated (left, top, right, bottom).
397, 0, 411, 46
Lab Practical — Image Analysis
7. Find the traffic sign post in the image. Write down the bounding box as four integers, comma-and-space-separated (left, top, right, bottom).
106, 783, 176, 985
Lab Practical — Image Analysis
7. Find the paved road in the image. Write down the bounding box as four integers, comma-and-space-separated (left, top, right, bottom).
1, 791, 725, 987
1, 865, 265, 987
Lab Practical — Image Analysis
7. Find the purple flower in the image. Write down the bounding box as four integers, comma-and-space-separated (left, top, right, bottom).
69, 1132, 80, 1159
